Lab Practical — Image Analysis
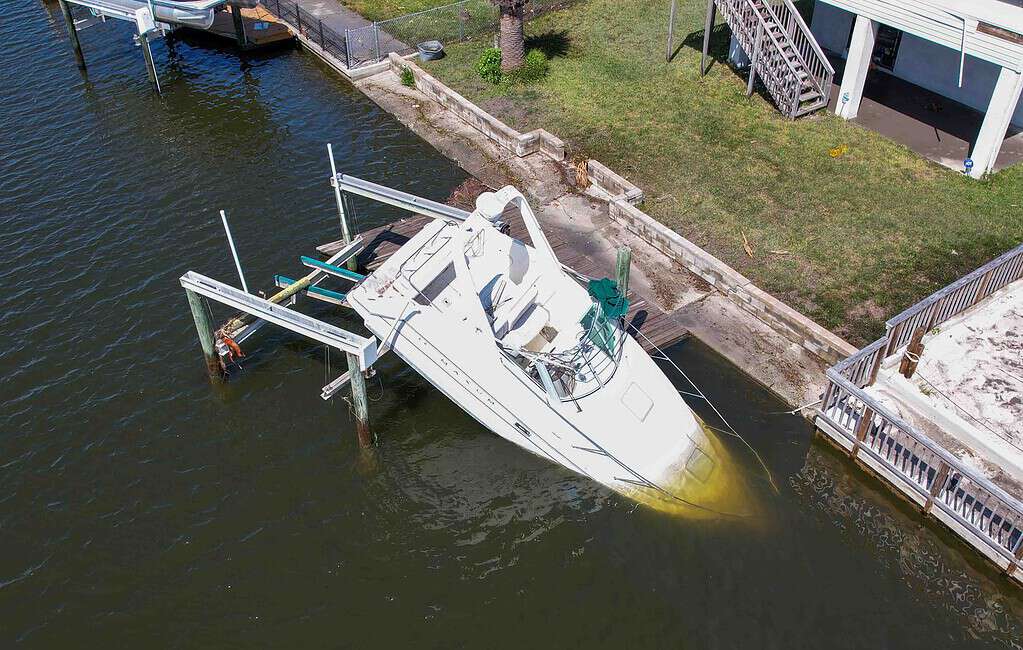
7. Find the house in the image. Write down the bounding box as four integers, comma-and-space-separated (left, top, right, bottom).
698, 0, 1023, 177
808, 0, 1023, 178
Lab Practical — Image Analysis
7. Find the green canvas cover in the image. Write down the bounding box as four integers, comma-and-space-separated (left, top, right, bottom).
581, 278, 629, 354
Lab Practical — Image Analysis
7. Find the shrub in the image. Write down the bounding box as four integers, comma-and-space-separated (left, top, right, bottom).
476, 47, 503, 85
514, 49, 549, 82
400, 66, 416, 88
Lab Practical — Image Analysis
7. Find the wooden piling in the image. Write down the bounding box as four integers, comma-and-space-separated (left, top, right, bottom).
899, 327, 926, 379
747, 22, 764, 97
665, 0, 677, 62
346, 352, 373, 447
186, 288, 223, 378
230, 3, 248, 48
615, 246, 632, 300
700, 0, 716, 76
57, 0, 86, 70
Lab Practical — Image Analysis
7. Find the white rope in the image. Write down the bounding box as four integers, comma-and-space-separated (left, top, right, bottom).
627, 323, 779, 494
769, 397, 823, 416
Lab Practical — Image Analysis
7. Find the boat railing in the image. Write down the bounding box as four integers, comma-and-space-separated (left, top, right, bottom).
507, 299, 627, 402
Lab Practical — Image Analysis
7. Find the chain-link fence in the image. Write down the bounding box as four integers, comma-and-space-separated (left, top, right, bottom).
346, 0, 573, 69
262, 0, 350, 67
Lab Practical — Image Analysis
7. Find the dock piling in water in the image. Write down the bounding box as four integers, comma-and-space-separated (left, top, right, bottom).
185, 288, 223, 378
347, 352, 373, 447
57, 0, 87, 70
230, 3, 248, 48
138, 30, 161, 93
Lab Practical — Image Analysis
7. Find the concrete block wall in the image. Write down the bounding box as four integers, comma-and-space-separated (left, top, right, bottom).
607, 199, 856, 366
389, 54, 565, 161
586, 160, 643, 205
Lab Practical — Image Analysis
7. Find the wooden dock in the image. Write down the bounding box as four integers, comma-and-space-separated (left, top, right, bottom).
317, 209, 689, 354
204, 6, 294, 49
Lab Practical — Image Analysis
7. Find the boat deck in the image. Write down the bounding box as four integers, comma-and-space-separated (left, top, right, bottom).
317, 210, 689, 354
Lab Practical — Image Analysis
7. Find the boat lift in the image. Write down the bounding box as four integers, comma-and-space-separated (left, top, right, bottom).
53, 0, 237, 91
177, 145, 476, 448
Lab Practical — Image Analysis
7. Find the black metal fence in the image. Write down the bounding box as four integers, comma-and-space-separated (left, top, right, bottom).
261, 0, 350, 68
261, 0, 574, 71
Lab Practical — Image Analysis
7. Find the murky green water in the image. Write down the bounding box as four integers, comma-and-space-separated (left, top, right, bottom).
2, 1, 1022, 646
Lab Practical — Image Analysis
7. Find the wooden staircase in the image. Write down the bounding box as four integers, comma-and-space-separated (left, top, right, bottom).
713, 0, 834, 118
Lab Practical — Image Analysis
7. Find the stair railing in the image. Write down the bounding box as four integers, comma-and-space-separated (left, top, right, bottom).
768, 0, 835, 109
714, 0, 832, 117
725, 0, 803, 115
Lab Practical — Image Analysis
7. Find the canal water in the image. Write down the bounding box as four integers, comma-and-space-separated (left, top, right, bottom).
3, 0, 1023, 646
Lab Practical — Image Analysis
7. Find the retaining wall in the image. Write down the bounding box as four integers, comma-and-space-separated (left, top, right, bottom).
389, 53, 565, 160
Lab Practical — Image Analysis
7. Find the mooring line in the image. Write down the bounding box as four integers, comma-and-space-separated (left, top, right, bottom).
627, 324, 780, 495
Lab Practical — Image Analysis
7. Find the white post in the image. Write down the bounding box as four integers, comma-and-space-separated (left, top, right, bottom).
969, 66, 1023, 178
219, 209, 249, 293
836, 15, 877, 120
327, 143, 352, 246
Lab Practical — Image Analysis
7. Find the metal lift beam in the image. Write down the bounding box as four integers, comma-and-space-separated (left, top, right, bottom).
337, 174, 471, 222
180, 271, 379, 370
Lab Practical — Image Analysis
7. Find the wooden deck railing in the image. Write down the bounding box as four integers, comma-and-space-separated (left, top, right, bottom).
817, 242, 1023, 575
885, 243, 1023, 356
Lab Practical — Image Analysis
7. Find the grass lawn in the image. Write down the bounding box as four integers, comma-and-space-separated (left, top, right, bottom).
419, 0, 1023, 345
340, 0, 456, 21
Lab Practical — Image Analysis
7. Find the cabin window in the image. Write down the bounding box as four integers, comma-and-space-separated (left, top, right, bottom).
414, 262, 455, 306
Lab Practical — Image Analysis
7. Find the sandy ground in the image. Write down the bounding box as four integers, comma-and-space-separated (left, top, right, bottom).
868, 280, 1023, 493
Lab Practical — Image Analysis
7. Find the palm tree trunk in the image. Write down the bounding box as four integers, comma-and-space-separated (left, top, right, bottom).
499, 3, 526, 71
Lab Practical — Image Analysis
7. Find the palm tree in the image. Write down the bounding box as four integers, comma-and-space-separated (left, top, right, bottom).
493, 0, 528, 71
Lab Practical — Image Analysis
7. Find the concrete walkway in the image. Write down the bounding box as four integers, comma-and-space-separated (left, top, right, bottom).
290, 0, 371, 31
826, 55, 1023, 173
283, 0, 407, 65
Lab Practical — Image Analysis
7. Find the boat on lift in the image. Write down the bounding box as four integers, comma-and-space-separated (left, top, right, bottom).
346, 186, 745, 516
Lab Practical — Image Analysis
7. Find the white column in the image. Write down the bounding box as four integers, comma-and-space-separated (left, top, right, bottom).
969, 66, 1023, 178
836, 15, 878, 120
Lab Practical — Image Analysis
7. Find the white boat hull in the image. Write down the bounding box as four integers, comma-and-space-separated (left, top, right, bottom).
347, 190, 748, 516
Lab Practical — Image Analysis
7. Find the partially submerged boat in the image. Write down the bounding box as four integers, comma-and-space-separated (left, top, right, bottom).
347, 186, 746, 516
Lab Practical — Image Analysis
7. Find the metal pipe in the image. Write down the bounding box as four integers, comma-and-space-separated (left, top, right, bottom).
327, 143, 353, 250
219, 209, 249, 293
